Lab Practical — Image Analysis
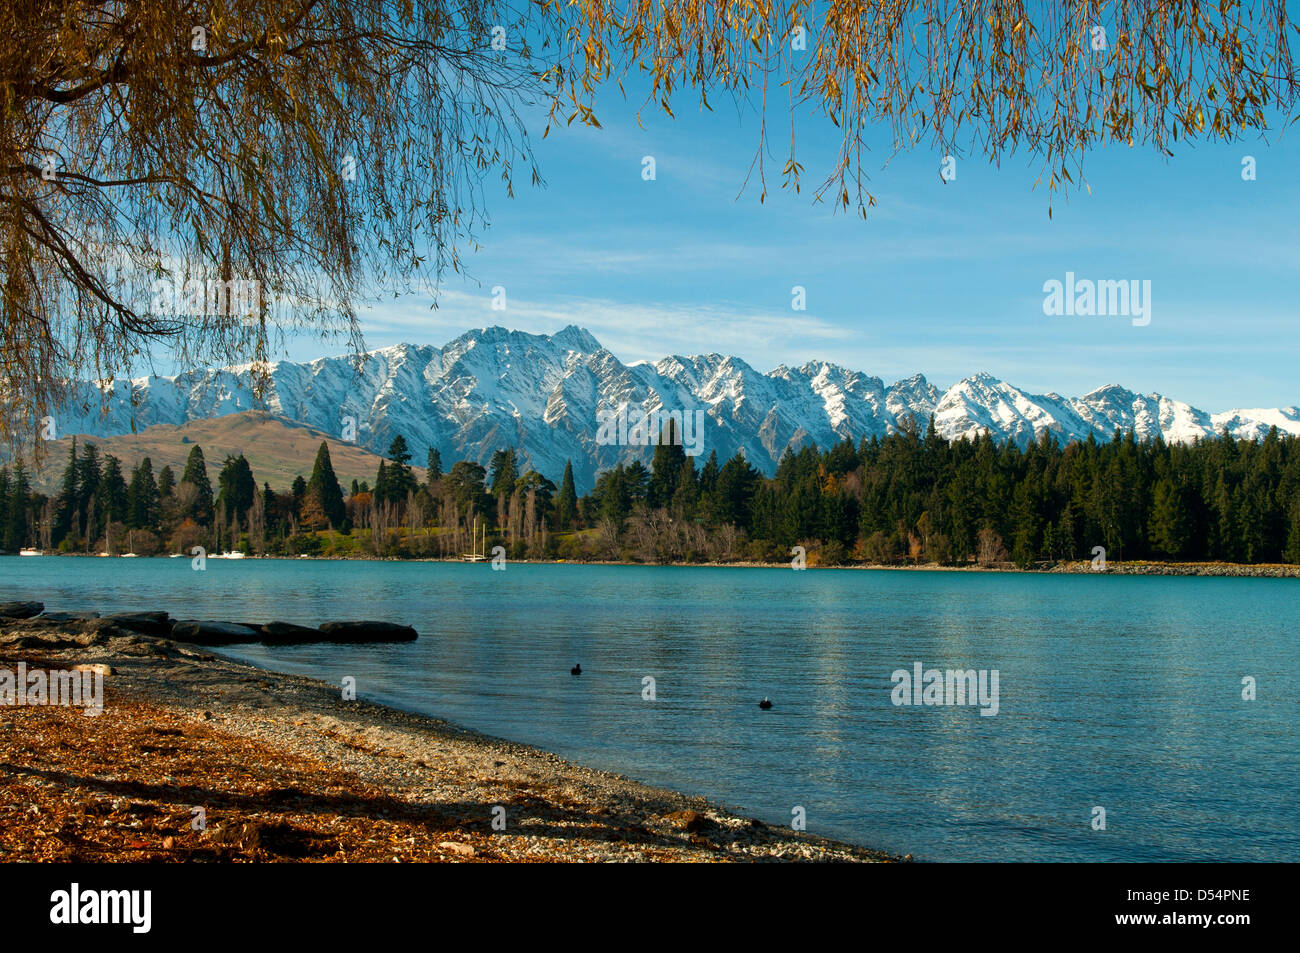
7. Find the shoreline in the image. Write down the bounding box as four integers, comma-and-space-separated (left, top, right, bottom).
0, 614, 901, 863
10, 550, 1300, 578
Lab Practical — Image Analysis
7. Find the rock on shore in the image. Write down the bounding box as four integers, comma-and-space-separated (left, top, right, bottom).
0, 607, 420, 649
0, 614, 897, 863
170, 621, 263, 646
0, 601, 44, 620
20, 608, 422, 646
258, 621, 327, 645
317, 621, 418, 643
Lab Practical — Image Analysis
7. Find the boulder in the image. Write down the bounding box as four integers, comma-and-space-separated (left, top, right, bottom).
82, 618, 129, 640
39, 610, 100, 622
105, 611, 172, 637
259, 621, 327, 645
0, 601, 44, 619
169, 620, 261, 645
318, 620, 418, 643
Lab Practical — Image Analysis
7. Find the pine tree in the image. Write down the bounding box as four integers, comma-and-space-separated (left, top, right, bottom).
306, 442, 347, 528
262, 483, 278, 538
1284, 501, 1300, 565
489, 449, 518, 498
426, 447, 443, 481
671, 456, 699, 517
3, 464, 30, 551
380, 435, 417, 504
388, 434, 412, 466
216, 454, 257, 526
714, 453, 760, 527
53, 437, 78, 544
698, 450, 721, 523
596, 465, 631, 525
624, 460, 650, 503
1150, 477, 1190, 558
290, 475, 307, 520
77, 443, 101, 513
1213, 474, 1237, 561
127, 457, 161, 529
96, 455, 129, 530
157, 465, 176, 498
554, 460, 578, 529
445, 460, 490, 516
649, 418, 687, 508
180, 445, 215, 525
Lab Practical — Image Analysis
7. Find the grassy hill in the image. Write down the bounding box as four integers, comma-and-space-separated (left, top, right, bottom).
29, 411, 424, 492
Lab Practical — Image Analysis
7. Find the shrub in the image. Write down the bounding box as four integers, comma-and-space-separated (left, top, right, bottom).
820, 540, 847, 565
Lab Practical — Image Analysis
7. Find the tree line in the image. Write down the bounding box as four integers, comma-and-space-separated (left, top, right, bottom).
3, 418, 1300, 566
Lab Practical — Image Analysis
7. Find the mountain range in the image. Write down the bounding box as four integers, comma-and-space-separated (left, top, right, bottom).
53, 326, 1300, 492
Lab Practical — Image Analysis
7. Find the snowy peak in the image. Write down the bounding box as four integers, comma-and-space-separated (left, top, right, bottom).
53, 327, 1297, 491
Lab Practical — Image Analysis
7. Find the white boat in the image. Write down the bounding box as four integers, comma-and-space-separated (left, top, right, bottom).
120, 553, 139, 558
18, 548, 43, 556
213, 551, 246, 559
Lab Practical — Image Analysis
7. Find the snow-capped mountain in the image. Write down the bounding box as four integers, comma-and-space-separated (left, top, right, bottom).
53, 326, 1300, 491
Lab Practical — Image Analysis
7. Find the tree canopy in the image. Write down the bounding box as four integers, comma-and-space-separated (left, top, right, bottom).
3, 1, 1294, 445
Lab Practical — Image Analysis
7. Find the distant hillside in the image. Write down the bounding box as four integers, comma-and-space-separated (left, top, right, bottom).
46, 326, 1300, 493
28, 410, 424, 493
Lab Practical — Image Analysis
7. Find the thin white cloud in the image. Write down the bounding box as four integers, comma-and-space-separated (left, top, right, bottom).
355, 287, 850, 369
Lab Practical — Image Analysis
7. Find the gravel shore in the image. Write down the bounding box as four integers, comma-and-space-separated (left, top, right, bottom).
0, 616, 899, 863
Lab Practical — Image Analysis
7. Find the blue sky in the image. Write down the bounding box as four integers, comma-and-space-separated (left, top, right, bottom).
323, 81, 1298, 412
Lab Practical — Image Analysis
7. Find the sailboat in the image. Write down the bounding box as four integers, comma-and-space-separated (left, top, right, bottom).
461, 517, 487, 562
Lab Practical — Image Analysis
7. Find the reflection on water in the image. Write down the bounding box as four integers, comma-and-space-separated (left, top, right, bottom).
6, 556, 1298, 861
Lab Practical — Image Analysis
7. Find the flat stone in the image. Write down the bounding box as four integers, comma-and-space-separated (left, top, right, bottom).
318, 621, 418, 643
0, 601, 44, 619
38, 610, 100, 622
105, 611, 172, 636
259, 621, 327, 645
169, 620, 261, 645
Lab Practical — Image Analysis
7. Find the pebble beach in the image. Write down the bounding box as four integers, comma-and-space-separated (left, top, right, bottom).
0, 611, 900, 863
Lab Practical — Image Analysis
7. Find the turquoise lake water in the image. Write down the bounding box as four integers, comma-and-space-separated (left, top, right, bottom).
4, 556, 1297, 861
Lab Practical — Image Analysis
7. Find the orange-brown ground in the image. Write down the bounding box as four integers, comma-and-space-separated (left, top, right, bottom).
0, 626, 901, 863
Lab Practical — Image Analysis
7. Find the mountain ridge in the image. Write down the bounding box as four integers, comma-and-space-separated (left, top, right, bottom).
53, 325, 1300, 491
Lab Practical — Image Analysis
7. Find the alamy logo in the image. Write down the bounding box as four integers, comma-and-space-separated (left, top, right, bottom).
0, 662, 103, 717
891, 662, 1000, 716
50, 883, 151, 933
1042, 271, 1151, 326
596, 407, 705, 457
151, 275, 262, 318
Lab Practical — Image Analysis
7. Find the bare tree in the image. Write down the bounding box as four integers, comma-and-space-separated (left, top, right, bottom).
977, 527, 1009, 567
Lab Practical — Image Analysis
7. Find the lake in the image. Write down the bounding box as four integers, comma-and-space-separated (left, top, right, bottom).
4, 556, 1297, 861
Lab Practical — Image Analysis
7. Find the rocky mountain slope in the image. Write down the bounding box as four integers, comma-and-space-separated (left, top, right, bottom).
52, 326, 1300, 491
